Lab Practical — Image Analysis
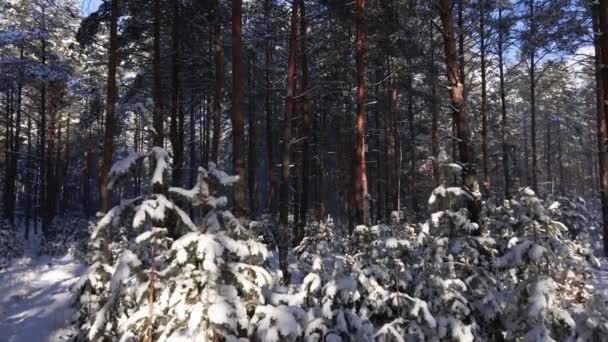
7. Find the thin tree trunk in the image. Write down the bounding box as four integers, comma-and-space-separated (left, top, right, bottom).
597, 0, 608, 254
429, 25, 440, 188
479, 0, 490, 193
24, 110, 32, 239
39, 12, 47, 236
100, 0, 118, 213
264, 0, 276, 214
498, 6, 510, 199
386, 60, 398, 217
170, 0, 182, 186
529, 0, 538, 192
231, 0, 246, 217
354, 0, 370, 226
247, 57, 257, 217
438, 0, 471, 164
3, 88, 13, 222
212, 0, 223, 163
278, 1, 298, 284
190, 104, 197, 188
152, 0, 164, 147
407, 74, 417, 216
298, 0, 311, 239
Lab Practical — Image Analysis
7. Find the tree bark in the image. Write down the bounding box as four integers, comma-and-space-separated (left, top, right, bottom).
278, 1, 298, 284
24, 109, 32, 239
597, 0, 608, 254
498, 6, 510, 199
3, 88, 13, 223
212, 0, 223, 164
170, 0, 183, 186
438, 0, 471, 164
152, 0, 164, 147
39, 12, 47, 236
265, 0, 276, 214
429, 24, 440, 189
479, 0, 490, 193
354, 0, 370, 226
247, 57, 257, 217
100, 0, 118, 213
529, 0, 538, 192
298, 0, 311, 240
231, 0, 246, 217
386, 61, 398, 216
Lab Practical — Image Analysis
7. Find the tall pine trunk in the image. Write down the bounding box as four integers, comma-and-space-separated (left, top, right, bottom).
247, 57, 257, 217
529, 0, 538, 192
100, 0, 118, 213
480, 1, 490, 193
298, 0, 311, 240
597, 0, 608, 254
170, 0, 183, 186
386, 61, 398, 217
231, 0, 246, 217
265, 0, 276, 214
152, 0, 164, 147
498, 6, 510, 199
354, 0, 370, 226
278, 1, 298, 284
439, 0, 471, 164
212, 0, 223, 164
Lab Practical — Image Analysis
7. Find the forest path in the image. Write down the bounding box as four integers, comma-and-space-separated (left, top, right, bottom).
0, 226, 85, 342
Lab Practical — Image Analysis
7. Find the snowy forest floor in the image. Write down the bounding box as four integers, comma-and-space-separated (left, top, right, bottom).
3, 215, 608, 341
0, 224, 85, 342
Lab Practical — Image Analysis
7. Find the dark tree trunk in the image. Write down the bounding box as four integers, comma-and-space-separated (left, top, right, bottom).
479, 1, 490, 193
100, 0, 118, 213
152, 0, 164, 147
3, 88, 13, 223
529, 0, 538, 192
39, 25, 47, 236
264, 0, 276, 214
212, 0, 223, 164
498, 6, 510, 199
190, 105, 197, 188
298, 0, 311, 240
278, 1, 298, 284
386, 61, 398, 217
231, 0, 246, 217
170, 0, 183, 186
24, 110, 32, 239
438, 0, 471, 164
597, 0, 608, 254
247, 57, 257, 217
407, 74, 417, 216
354, 0, 370, 226
429, 25, 440, 188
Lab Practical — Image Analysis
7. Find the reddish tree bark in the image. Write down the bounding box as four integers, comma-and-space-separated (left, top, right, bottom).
438, 0, 471, 164
354, 0, 370, 226
100, 0, 118, 213
231, 0, 246, 217
298, 0, 311, 241
264, 0, 276, 214
278, 1, 298, 284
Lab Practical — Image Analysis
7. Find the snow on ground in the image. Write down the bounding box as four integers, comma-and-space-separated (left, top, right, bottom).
0, 224, 85, 342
